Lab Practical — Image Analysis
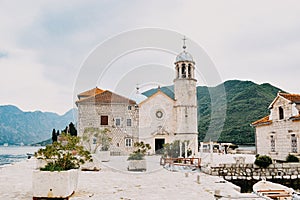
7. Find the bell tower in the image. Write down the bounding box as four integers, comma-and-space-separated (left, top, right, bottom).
174, 37, 198, 154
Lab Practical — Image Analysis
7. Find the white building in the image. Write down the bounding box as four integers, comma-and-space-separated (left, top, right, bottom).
76, 44, 199, 155
252, 92, 300, 160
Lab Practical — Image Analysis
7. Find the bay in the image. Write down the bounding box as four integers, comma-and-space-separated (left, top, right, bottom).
0, 146, 41, 166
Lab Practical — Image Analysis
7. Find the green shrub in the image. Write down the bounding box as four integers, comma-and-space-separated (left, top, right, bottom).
286, 154, 299, 162
254, 155, 272, 168
127, 152, 144, 160
35, 133, 92, 171
127, 142, 151, 160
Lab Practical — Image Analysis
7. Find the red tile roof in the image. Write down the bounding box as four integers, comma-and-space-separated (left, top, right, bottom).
77, 87, 104, 99
290, 114, 300, 121
279, 93, 300, 103
252, 116, 272, 126
76, 90, 136, 105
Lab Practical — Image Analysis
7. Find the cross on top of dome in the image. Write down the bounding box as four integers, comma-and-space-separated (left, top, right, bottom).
182, 36, 187, 50
175, 36, 194, 63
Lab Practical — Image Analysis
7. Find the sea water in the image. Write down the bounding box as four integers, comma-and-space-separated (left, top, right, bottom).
0, 146, 41, 166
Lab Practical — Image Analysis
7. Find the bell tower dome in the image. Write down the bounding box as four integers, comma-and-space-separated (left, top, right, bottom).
173, 37, 198, 154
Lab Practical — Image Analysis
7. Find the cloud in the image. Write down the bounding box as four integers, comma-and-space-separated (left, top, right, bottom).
1, 0, 300, 113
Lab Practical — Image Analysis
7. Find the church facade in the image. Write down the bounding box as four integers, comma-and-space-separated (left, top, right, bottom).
252, 93, 300, 160
76, 44, 199, 156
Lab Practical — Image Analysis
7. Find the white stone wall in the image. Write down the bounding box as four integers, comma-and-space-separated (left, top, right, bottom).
173, 70, 198, 154
256, 97, 300, 160
139, 91, 175, 154
174, 79, 197, 106
270, 96, 293, 120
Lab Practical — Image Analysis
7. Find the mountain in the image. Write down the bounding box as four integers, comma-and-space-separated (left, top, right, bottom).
0, 106, 77, 145
143, 80, 282, 144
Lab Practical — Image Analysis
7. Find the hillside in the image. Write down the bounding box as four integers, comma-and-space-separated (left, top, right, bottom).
143, 80, 282, 144
0, 106, 77, 145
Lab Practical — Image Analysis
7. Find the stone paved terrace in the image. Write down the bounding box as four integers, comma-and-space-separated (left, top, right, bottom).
0, 155, 264, 200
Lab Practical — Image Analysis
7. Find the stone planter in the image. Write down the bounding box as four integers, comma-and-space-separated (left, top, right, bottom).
97, 151, 110, 162
35, 159, 48, 169
81, 154, 101, 171
32, 169, 78, 198
128, 160, 147, 172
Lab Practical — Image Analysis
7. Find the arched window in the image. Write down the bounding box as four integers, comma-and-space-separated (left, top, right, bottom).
279, 107, 284, 120
182, 64, 186, 78
291, 134, 297, 153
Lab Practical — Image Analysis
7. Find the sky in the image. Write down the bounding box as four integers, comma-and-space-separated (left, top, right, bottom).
1, 0, 300, 115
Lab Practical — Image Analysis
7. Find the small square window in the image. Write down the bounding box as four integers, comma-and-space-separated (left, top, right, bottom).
127, 119, 132, 127
101, 116, 108, 125
115, 118, 121, 126
125, 138, 132, 147
128, 105, 132, 110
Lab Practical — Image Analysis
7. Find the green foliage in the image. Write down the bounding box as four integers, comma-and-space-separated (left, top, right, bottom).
35, 133, 92, 171
254, 155, 272, 168
127, 142, 151, 160
163, 140, 191, 158
82, 127, 112, 153
286, 154, 299, 162
52, 128, 57, 143
63, 122, 77, 137
198, 80, 281, 144
127, 152, 144, 160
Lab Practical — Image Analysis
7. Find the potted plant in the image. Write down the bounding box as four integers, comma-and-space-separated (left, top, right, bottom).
127, 141, 151, 172
33, 133, 92, 199
82, 127, 112, 162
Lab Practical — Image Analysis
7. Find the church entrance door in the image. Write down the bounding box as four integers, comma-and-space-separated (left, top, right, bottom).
155, 138, 165, 154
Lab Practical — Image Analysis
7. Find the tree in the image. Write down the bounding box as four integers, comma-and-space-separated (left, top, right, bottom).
69, 122, 77, 136
254, 154, 272, 168
52, 129, 57, 143
286, 154, 299, 162
82, 127, 112, 153
62, 122, 77, 137
127, 141, 151, 160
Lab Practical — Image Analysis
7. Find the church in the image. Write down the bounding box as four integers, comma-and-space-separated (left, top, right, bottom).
76, 43, 199, 156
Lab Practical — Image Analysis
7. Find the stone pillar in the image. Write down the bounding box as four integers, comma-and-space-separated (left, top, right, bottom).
191, 66, 194, 79
210, 140, 213, 164
179, 141, 183, 158
200, 142, 203, 158
185, 141, 188, 158
185, 64, 189, 78
179, 66, 182, 78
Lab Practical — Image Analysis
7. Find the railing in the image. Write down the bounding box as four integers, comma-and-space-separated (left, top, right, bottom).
160, 157, 201, 168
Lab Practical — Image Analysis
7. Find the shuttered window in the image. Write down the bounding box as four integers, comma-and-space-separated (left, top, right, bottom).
101, 116, 108, 125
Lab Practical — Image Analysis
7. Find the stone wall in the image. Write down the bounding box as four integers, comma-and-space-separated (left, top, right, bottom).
203, 162, 300, 180
78, 102, 139, 155
256, 95, 300, 160
139, 91, 176, 154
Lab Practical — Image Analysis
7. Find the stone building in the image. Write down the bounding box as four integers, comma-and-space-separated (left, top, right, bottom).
76, 88, 139, 155
76, 43, 199, 156
252, 92, 300, 160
